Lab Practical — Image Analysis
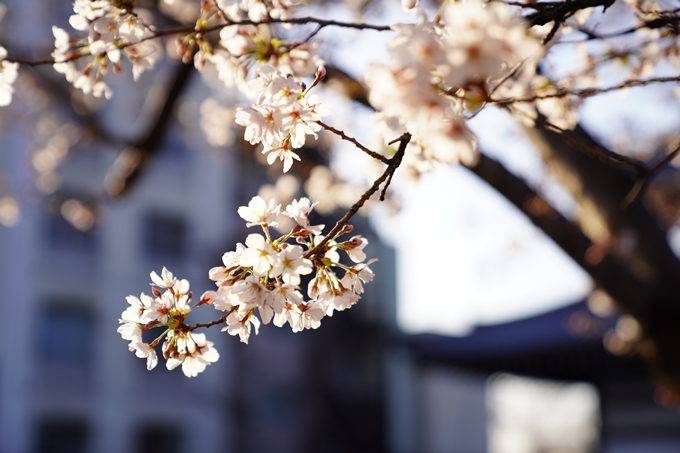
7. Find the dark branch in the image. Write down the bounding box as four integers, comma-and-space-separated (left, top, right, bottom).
317, 121, 391, 164
526, 0, 616, 26
104, 61, 195, 197
622, 139, 680, 209
488, 75, 680, 106
188, 311, 233, 331
464, 152, 653, 318
304, 133, 410, 259
7, 16, 391, 66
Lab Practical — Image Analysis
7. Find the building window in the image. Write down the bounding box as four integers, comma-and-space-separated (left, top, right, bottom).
38, 303, 93, 365
143, 213, 187, 261
45, 212, 97, 254
35, 418, 88, 453
158, 128, 191, 161
136, 424, 182, 453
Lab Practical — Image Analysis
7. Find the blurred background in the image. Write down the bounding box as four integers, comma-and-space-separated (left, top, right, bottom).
2, 0, 680, 452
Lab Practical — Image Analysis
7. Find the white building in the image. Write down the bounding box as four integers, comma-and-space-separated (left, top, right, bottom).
0, 110, 241, 452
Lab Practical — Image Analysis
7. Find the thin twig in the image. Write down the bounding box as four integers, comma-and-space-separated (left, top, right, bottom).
489, 62, 524, 98
187, 309, 234, 331
534, 116, 645, 172
317, 120, 391, 164
304, 133, 411, 259
290, 25, 323, 50
578, 13, 680, 41
526, 0, 615, 26
380, 172, 394, 201
212, 0, 230, 20
6, 16, 391, 66
489, 75, 680, 105
621, 139, 680, 209
650, 140, 680, 173
465, 62, 524, 120
542, 20, 562, 45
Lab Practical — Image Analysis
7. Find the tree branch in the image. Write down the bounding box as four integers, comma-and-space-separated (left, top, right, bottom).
6, 16, 391, 66
317, 120, 391, 164
488, 75, 680, 106
187, 307, 236, 331
525, 0, 616, 26
464, 152, 653, 318
304, 133, 410, 259
104, 61, 195, 197
621, 139, 680, 209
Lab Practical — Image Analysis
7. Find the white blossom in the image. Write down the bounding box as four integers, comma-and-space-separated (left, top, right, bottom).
235, 66, 330, 173
225, 308, 261, 343
274, 244, 313, 285
263, 140, 300, 172
239, 233, 280, 276
284, 197, 324, 235
238, 195, 281, 228
117, 321, 142, 343
130, 342, 158, 370
0, 46, 18, 107
150, 267, 177, 288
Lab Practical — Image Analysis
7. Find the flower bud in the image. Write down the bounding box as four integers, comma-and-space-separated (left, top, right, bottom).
315, 66, 327, 82
348, 236, 363, 248
198, 291, 217, 306
338, 224, 354, 236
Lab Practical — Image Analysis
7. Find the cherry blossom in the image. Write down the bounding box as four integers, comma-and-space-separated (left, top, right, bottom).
0, 46, 18, 107
130, 342, 159, 370
150, 267, 177, 288
237, 195, 280, 227
240, 233, 281, 276
275, 244, 313, 285
225, 308, 261, 343
164, 332, 220, 377
118, 190, 378, 376
51, 1, 159, 98
234, 65, 330, 173
284, 197, 324, 235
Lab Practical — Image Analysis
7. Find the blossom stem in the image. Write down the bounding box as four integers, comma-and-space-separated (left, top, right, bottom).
263, 225, 273, 244
150, 328, 170, 348
187, 307, 236, 331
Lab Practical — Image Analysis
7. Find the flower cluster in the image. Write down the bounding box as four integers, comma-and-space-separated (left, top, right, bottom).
52, 0, 160, 98
366, 0, 543, 173
180, 0, 322, 86
0, 46, 18, 107
208, 23, 323, 83
119, 196, 376, 376
118, 268, 220, 377
235, 65, 330, 172
215, 195, 375, 342
218, 0, 302, 23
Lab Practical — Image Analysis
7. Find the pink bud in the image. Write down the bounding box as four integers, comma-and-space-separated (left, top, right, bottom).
199, 291, 217, 306
348, 236, 363, 248
339, 224, 354, 235
315, 66, 327, 82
